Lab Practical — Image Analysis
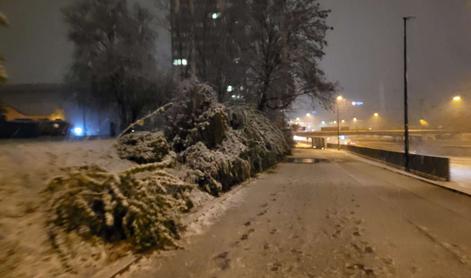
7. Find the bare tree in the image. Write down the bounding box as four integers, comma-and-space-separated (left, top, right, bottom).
162, 0, 334, 112
0, 11, 8, 120
63, 0, 169, 130
0, 11, 8, 84
162, 0, 250, 102
241, 0, 335, 112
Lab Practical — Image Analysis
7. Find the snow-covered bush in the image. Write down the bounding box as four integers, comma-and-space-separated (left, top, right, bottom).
182, 142, 251, 195
230, 107, 290, 173
46, 161, 193, 251
179, 106, 289, 194
164, 80, 229, 151
115, 81, 290, 195
116, 131, 172, 164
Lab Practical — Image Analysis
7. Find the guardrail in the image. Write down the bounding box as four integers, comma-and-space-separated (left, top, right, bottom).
328, 144, 450, 181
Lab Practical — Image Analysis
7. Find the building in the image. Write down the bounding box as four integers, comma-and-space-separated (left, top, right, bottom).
171, 0, 223, 78
0, 83, 114, 136
170, 0, 250, 103
2, 105, 65, 122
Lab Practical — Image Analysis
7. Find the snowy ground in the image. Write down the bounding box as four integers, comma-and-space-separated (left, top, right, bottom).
126, 148, 471, 278
2, 140, 471, 277
0, 139, 135, 277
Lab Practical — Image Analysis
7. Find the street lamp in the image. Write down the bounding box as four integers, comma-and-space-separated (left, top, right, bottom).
336, 95, 344, 150
373, 113, 380, 117
452, 95, 462, 102
403, 16, 415, 172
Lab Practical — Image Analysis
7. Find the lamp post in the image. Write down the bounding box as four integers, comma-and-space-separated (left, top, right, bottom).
403, 16, 414, 172
336, 96, 343, 150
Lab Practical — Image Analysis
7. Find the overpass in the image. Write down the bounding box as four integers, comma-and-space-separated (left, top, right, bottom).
294, 129, 457, 137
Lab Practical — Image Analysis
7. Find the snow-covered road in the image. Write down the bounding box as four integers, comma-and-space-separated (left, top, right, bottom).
129, 148, 471, 278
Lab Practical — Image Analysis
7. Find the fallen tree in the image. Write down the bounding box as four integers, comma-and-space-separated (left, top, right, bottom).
46, 159, 193, 252
46, 80, 291, 262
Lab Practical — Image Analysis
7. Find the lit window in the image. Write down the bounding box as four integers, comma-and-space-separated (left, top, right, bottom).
173, 58, 188, 67
211, 12, 221, 19
352, 101, 364, 106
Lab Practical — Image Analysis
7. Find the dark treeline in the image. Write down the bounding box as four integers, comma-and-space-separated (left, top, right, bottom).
63, 0, 335, 130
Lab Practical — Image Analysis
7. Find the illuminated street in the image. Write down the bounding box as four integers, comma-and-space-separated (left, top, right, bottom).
128, 148, 471, 277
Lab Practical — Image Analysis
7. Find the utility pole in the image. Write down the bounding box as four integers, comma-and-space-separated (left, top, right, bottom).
336, 96, 342, 150
337, 102, 340, 150
403, 17, 414, 172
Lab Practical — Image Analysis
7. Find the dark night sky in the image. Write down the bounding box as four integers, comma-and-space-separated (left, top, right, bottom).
317, 0, 471, 123
0, 0, 170, 84
1, 0, 471, 124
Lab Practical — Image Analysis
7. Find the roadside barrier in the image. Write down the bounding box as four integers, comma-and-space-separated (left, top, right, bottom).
328, 144, 450, 181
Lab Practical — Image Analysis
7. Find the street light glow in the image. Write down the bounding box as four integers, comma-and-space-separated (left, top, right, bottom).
306, 113, 311, 117
419, 119, 429, 127
336, 95, 344, 102
453, 95, 462, 102
353, 117, 358, 122
373, 113, 380, 117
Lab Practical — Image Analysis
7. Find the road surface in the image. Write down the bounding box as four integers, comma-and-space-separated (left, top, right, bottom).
129, 148, 471, 278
